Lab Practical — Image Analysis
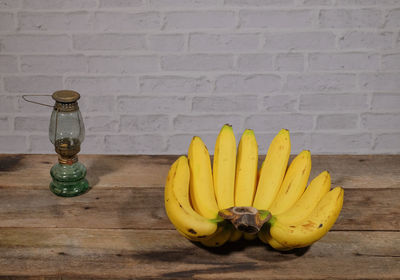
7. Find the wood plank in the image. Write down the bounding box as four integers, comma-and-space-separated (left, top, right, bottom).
0, 187, 398, 231
0, 154, 399, 189
0, 228, 398, 279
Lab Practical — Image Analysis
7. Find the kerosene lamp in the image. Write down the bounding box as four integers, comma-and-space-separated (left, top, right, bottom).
48, 90, 89, 197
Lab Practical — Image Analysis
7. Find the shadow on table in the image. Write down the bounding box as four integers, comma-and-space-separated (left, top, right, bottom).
195, 238, 310, 259
86, 158, 120, 189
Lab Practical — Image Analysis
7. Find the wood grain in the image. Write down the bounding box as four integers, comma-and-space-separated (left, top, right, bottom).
0, 228, 399, 279
1, 154, 399, 189
0, 154, 399, 279
0, 187, 398, 231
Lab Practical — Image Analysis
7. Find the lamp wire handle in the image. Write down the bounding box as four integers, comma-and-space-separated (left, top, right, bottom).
22, 95, 54, 108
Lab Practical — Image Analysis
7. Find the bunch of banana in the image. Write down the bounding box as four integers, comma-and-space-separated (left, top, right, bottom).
164, 125, 344, 250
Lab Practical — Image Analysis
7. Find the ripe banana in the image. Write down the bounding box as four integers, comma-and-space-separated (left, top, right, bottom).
253, 129, 291, 211
258, 170, 331, 250
188, 137, 219, 219
268, 150, 312, 215
275, 170, 331, 225
201, 222, 233, 247
235, 129, 258, 207
213, 124, 237, 210
164, 156, 220, 240
269, 187, 344, 248
229, 230, 243, 242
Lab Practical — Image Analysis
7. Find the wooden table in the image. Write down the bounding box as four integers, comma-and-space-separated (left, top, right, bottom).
0, 154, 399, 279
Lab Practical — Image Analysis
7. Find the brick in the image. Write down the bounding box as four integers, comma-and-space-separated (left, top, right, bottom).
29, 135, 53, 153
22, 0, 97, 9
237, 54, 273, 71
73, 34, 146, 51
371, 93, 400, 111
4, 76, 63, 93
310, 133, 371, 153
140, 76, 212, 93
161, 54, 233, 71
0, 12, 15, 31
263, 95, 297, 112
299, 94, 368, 112
0, 0, 21, 9
104, 134, 165, 154
319, 9, 382, 28
275, 53, 304, 71
80, 135, 105, 154
147, 34, 184, 52
192, 96, 258, 112
0, 117, 9, 131
21, 55, 87, 74
173, 115, 242, 131
167, 133, 216, 154
15, 116, 49, 132
309, 53, 379, 71
18, 12, 92, 31
385, 8, 400, 28
0, 56, 18, 73
215, 74, 281, 93
361, 113, 400, 129
84, 116, 119, 133
65, 76, 137, 94
286, 73, 356, 92
245, 114, 313, 132
0, 135, 27, 153
316, 114, 358, 130
374, 133, 400, 152
302, 0, 332, 5
99, 0, 143, 8
0, 96, 16, 113
339, 31, 393, 50
189, 33, 259, 52
0, 35, 71, 53
88, 56, 159, 74
359, 73, 400, 92
224, 0, 294, 5
264, 32, 335, 50
336, 0, 400, 5
165, 11, 235, 30
120, 115, 169, 132
240, 10, 314, 28
149, 0, 220, 7
94, 12, 160, 31
117, 96, 190, 113
382, 53, 400, 71
79, 96, 115, 113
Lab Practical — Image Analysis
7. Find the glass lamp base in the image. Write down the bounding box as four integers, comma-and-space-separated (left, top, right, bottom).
50, 161, 90, 197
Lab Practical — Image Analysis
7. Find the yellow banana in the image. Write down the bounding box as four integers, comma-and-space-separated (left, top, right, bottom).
235, 129, 258, 207
243, 233, 257, 241
268, 150, 312, 215
164, 156, 219, 241
188, 137, 219, 219
269, 187, 344, 248
253, 129, 291, 211
275, 170, 331, 225
258, 170, 331, 250
201, 222, 233, 247
213, 124, 237, 210
229, 230, 243, 242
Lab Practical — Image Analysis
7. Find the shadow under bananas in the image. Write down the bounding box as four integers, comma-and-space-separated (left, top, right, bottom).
194, 235, 310, 260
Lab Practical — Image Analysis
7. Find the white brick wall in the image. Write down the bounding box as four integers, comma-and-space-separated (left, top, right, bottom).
0, 0, 399, 155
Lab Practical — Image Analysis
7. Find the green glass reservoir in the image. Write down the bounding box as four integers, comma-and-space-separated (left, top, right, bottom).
48, 90, 89, 197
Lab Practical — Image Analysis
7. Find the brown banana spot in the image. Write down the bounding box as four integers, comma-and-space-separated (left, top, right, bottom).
188, 229, 197, 234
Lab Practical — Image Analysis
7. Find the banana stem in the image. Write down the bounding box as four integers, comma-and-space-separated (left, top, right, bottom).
218, 207, 272, 234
